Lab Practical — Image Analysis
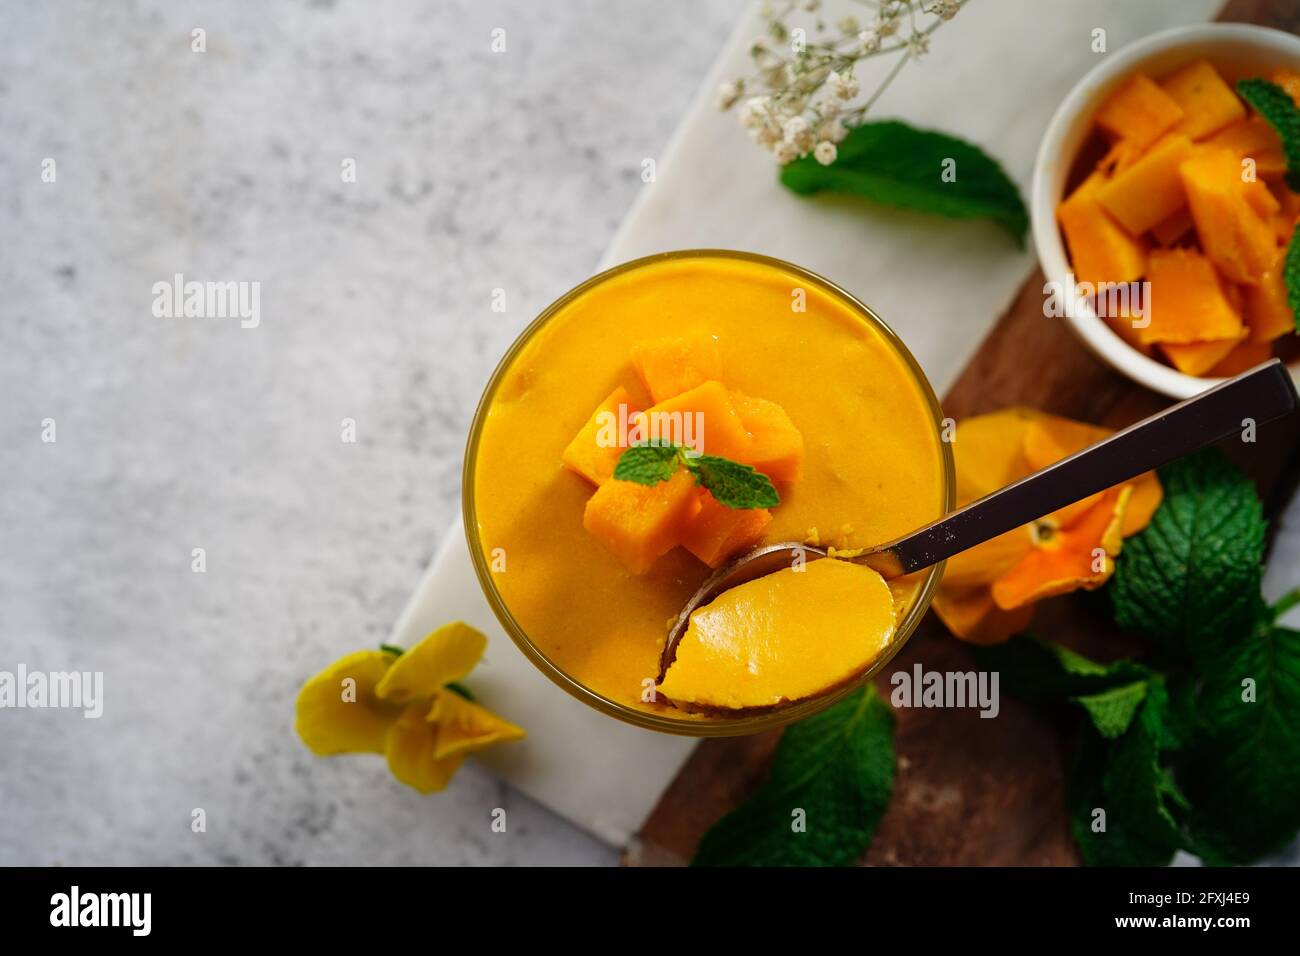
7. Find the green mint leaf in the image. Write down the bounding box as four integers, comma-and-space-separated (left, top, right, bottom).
692, 685, 894, 866
1284, 223, 1300, 332
1238, 78, 1300, 191
1180, 622, 1300, 864
1073, 681, 1148, 739
971, 633, 1150, 704
780, 120, 1028, 245
686, 455, 780, 509
612, 443, 681, 485
1068, 679, 1189, 867
1109, 449, 1267, 666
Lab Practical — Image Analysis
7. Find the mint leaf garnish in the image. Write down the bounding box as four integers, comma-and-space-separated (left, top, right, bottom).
692, 685, 894, 866
1181, 622, 1300, 863
1238, 78, 1300, 191
780, 120, 1028, 246
1109, 450, 1267, 666
687, 455, 780, 509
1068, 679, 1189, 867
1074, 681, 1149, 740
612, 443, 680, 484
1285, 225, 1300, 332
611, 444, 780, 509
972, 633, 1149, 703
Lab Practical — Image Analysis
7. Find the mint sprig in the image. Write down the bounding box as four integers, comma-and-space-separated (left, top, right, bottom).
692, 685, 894, 866
1285, 227, 1300, 333
613, 443, 779, 510
1238, 78, 1300, 191
1109, 450, 1267, 667
780, 120, 1029, 246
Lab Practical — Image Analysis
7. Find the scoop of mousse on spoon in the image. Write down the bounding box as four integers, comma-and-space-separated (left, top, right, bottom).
658, 359, 1299, 686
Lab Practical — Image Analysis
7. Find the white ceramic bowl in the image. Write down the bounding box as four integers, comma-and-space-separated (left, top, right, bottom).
1031, 23, 1300, 399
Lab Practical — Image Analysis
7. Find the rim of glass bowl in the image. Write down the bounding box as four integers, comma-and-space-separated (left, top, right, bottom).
461, 249, 956, 737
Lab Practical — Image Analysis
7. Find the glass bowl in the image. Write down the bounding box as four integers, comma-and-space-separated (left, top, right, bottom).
462, 249, 955, 736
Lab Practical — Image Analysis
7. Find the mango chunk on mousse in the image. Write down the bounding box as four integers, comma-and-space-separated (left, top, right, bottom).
659, 559, 897, 710
730, 391, 805, 485
679, 491, 771, 569
582, 469, 701, 574
561, 386, 640, 485
631, 333, 723, 403
632, 380, 752, 460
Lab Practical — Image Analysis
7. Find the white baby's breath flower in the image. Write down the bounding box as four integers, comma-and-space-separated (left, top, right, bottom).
927, 0, 961, 21
739, 95, 768, 129
816, 95, 841, 119
802, 0, 821, 11
858, 29, 881, 54
754, 122, 782, 148
814, 141, 837, 165
829, 70, 859, 100
716, 79, 744, 111
774, 140, 800, 165
876, 12, 899, 38
907, 32, 931, 58
820, 117, 849, 143
782, 115, 809, 143
837, 16, 861, 34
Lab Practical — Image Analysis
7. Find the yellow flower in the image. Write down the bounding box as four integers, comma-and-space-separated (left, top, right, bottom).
295, 622, 525, 793
933, 409, 1163, 645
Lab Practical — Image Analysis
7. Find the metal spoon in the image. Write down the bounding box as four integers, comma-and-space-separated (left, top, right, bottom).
658, 359, 1299, 683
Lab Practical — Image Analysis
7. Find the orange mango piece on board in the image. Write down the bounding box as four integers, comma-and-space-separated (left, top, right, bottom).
1096, 133, 1195, 234
630, 334, 722, 404
1160, 59, 1247, 140
1245, 251, 1296, 342
632, 380, 751, 461
582, 470, 701, 574
680, 491, 772, 568
1207, 338, 1274, 377
1271, 68, 1300, 108
562, 386, 639, 485
729, 391, 804, 485
1181, 147, 1279, 285
1140, 248, 1244, 344
1202, 117, 1286, 178
1058, 172, 1147, 288
1095, 73, 1185, 149
991, 486, 1130, 610
1161, 334, 1247, 377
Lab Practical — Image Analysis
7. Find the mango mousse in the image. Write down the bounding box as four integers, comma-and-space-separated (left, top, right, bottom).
469, 253, 947, 721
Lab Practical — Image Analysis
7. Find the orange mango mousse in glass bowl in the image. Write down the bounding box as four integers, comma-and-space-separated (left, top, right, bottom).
463, 250, 953, 735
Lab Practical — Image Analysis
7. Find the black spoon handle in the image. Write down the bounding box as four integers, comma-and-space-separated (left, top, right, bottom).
883, 359, 1298, 575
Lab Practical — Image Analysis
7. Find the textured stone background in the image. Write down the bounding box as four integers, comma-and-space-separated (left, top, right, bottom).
0, 0, 734, 865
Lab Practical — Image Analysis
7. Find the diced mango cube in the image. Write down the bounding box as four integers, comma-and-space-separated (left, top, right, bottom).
1181, 147, 1278, 284
729, 391, 805, 485
1151, 207, 1194, 246
1096, 133, 1194, 234
562, 386, 640, 485
632, 380, 751, 460
680, 491, 772, 568
1140, 248, 1244, 345
1160, 59, 1246, 139
1207, 339, 1273, 377
630, 334, 722, 404
1095, 73, 1185, 148
1058, 172, 1147, 287
1245, 251, 1296, 342
1203, 117, 1286, 177
582, 470, 701, 574
1160, 334, 1246, 377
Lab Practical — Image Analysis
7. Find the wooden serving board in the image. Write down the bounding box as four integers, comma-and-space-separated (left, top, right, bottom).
626, 0, 1300, 867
